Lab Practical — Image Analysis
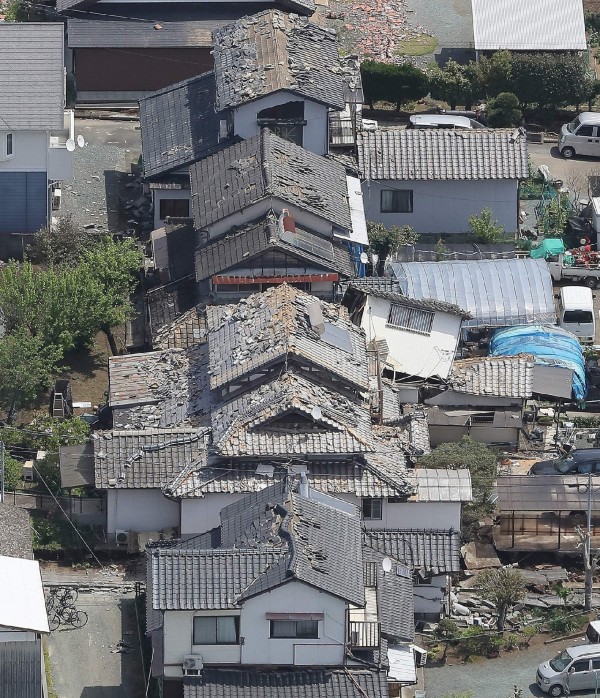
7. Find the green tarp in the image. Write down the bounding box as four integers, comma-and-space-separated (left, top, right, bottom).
530, 238, 565, 259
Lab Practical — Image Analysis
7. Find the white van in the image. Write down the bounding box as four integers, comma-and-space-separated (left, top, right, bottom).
407, 114, 484, 130
559, 112, 600, 159
558, 286, 596, 343
537, 645, 600, 696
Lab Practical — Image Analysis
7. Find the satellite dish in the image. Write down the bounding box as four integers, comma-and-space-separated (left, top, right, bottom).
76, 134, 85, 148
65, 138, 76, 152
360, 252, 369, 264
382, 557, 392, 573
311, 406, 322, 421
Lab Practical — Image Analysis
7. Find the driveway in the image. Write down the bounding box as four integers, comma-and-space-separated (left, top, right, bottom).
528, 141, 600, 199
46, 590, 145, 698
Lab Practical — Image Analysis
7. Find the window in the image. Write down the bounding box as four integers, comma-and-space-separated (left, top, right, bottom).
593, 659, 600, 670
563, 310, 593, 323
270, 620, 319, 639
571, 660, 590, 673
387, 303, 434, 335
270, 123, 303, 146
159, 198, 190, 220
577, 126, 594, 137
0, 132, 14, 161
362, 498, 383, 520
193, 616, 239, 645
381, 189, 413, 213
6, 133, 13, 157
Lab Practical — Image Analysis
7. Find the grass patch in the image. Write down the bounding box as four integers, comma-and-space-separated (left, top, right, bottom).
397, 34, 438, 56
43, 639, 59, 698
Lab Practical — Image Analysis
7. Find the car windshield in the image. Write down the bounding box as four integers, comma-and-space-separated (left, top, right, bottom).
563, 310, 593, 323
550, 650, 573, 672
553, 456, 576, 474
568, 117, 581, 134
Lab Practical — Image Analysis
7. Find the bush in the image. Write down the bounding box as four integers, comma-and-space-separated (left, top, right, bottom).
547, 610, 584, 635
361, 61, 429, 110
487, 92, 522, 127
457, 626, 502, 659
468, 208, 506, 243
504, 633, 519, 651
434, 618, 459, 640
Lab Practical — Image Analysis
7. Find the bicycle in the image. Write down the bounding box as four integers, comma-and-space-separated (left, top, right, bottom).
46, 588, 78, 613
48, 605, 88, 631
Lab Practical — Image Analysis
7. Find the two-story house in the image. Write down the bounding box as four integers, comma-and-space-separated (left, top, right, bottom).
146, 478, 416, 697
0, 23, 74, 258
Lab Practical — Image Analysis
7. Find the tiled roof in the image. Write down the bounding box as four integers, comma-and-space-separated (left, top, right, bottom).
345, 281, 470, 318
211, 372, 374, 457
0, 504, 33, 560
195, 214, 355, 282
139, 72, 232, 179
151, 220, 197, 282
206, 284, 368, 392
189, 129, 352, 231
0, 640, 42, 698
94, 428, 208, 489
415, 468, 473, 503
363, 529, 461, 575
0, 23, 64, 131
213, 10, 346, 112
146, 278, 199, 347
152, 304, 207, 351
357, 128, 529, 181
449, 355, 534, 398
183, 668, 389, 698
59, 0, 315, 14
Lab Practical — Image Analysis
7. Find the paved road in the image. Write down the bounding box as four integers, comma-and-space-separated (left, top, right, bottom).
47, 591, 145, 698
528, 142, 600, 197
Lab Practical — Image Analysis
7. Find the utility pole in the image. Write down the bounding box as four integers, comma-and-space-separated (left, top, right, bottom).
0, 441, 4, 504
586, 471, 593, 611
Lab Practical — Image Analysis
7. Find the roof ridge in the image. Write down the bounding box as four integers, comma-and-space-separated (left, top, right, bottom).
260, 128, 273, 194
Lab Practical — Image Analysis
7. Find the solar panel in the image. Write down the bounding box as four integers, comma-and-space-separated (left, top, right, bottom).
280, 228, 335, 261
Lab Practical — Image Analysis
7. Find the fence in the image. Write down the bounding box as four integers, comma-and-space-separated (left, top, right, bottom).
4, 490, 105, 525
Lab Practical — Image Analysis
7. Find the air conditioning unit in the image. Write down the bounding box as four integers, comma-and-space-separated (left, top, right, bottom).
182, 655, 203, 676
21, 461, 34, 482
413, 646, 428, 667
115, 530, 130, 545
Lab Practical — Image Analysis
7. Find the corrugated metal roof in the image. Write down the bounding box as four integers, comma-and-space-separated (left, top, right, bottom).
449, 355, 534, 398
415, 468, 472, 502
471, 0, 586, 51
357, 128, 529, 181
497, 474, 600, 512
0, 23, 64, 131
387, 258, 556, 328
0, 640, 43, 698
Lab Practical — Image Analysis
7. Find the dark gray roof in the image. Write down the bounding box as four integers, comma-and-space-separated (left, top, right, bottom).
140, 72, 231, 179
363, 529, 461, 575
213, 10, 344, 111
151, 220, 197, 282
357, 128, 530, 181
0, 640, 42, 698
183, 668, 389, 698
0, 504, 33, 560
0, 23, 64, 131
60, 0, 315, 17
146, 277, 198, 345
345, 281, 471, 318
94, 428, 209, 489
195, 214, 354, 282
190, 129, 352, 230
59, 443, 95, 488
206, 284, 368, 393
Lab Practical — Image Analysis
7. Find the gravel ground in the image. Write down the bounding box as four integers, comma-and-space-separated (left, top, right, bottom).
47, 590, 145, 698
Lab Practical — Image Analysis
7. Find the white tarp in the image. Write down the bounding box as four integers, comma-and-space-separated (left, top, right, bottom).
0, 556, 49, 633
387, 644, 417, 684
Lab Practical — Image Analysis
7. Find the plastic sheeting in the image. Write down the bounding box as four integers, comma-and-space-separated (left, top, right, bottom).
490, 325, 586, 400
530, 238, 565, 259
387, 258, 556, 328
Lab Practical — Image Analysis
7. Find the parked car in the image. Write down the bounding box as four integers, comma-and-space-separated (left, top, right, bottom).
407, 114, 485, 130
559, 112, 600, 159
529, 448, 600, 475
537, 645, 600, 696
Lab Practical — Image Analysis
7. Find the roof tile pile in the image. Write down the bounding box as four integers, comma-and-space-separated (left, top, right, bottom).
449, 355, 534, 398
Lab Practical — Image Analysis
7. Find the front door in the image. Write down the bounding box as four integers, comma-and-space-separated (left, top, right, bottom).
568, 659, 594, 691
575, 126, 596, 156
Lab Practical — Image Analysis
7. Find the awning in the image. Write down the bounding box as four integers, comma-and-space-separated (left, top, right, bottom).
59, 443, 94, 488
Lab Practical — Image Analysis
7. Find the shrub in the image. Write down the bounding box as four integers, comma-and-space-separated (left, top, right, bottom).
487, 92, 522, 127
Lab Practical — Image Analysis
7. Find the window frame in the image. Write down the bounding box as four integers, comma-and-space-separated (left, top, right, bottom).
192, 615, 240, 645
0, 132, 14, 161
159, 197, 190, 220
380, 189, 413, 213
269, 619, 319, 639
386, 302, 434, 336
362, 498, 383, 520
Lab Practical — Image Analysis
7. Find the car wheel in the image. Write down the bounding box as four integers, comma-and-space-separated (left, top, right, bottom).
584, 277, 597, 289
549, 685, 563, 697
562, 146, 575, 159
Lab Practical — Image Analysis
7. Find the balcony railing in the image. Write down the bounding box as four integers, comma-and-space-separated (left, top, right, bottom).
349, 621, 380, 649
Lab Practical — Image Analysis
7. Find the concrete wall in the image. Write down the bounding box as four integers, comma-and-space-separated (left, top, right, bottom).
106, 489, 179, 534
180, 494, 246, 536
234, 92, 329, 155
360, 295, 461, 380
361, 179, 519, 234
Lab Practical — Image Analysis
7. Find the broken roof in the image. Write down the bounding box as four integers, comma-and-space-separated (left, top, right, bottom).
189, 129, 352, 231
152, 304, 207, 351
213, 10, 345, 111
358, 128, 529, 181
146, 279, 200, 349
364, 529, 461, 575
206, 284, 368, 392
449, 355, 534, 398
195, 214, 355, 282
0, 23, 65, 131
94, 428, 209, 489
139, 72, 231, 179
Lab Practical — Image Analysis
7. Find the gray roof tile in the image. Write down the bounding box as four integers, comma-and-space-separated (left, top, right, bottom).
0, 504, 33, 559
152, 304, 207, 350
213, 10, 346, 112
0, 640, 43, 698
146, 278, 199, 346
357, 128, 530, 181
449, 355, 535, 398
364, 529, 461, 575
190, 129, 352, 231
0, 23, 64, 131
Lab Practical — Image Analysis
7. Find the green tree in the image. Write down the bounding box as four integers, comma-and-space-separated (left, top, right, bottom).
4, 0, 30, 21
361, 61, 429, 110
419, 436, 496, 505
475, 50, 512, 97
0, 333, 62, 423
427, 60, 476, 110
476, 568, 526, 630
27, 215, 93, 268
486, 92, 522, 127
367, 222, 418, 270
468, 208, 506, 243
3, 453, 23, 491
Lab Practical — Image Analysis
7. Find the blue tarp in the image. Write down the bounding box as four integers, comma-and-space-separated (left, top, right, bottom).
490, 325, 587, 400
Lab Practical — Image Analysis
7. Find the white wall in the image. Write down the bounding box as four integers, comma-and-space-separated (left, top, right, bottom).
0, 131, 48, 171
153, 188, 192, 229
106, 489, 179, 534
234, 92, 329, 155
428, 425, 519, 448
364, 501, 462, 532
413, 580, 445, 619
360, 296, 461, 380
361, 179, 519, 234
180, 494, 246, 536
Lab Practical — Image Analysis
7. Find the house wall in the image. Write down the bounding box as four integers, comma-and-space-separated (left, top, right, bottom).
429, 425, 520, 448
106, 489, 179, 534
413, 576, 446, 621
0, 131, 48, 171
180, 494, 247, 535
426, 391, 520, 408
360, 296, 462, 380
234, 92, 329, 155
361, 179, 519, 234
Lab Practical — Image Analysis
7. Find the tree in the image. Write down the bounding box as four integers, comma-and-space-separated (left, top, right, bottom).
475, 50, 512, 98
367, 222, 418, 272
419, 437, 496, 505
361, 61, 429, 110
27, 215, 93, 267
468, 208, 506, 243
486, 92, 522, 127
0, 332, 62, 423
427, 60, 477, 110
476, 568, 526, 630
3, 454, 22, 491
